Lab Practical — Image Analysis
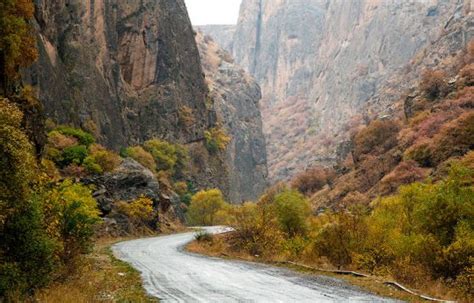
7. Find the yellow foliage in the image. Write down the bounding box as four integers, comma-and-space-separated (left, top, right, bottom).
204, 126, 231, 153
126, 146, 156, 172
187, 189, 228, 226
118, 197, 155, 223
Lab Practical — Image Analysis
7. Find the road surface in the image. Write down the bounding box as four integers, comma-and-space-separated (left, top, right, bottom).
113, 227, 397, 302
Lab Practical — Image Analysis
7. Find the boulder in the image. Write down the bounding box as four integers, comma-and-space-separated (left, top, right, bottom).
83, 158, 160, 215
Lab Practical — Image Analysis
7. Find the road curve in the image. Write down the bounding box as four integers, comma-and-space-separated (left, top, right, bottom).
113, 227, 397, 302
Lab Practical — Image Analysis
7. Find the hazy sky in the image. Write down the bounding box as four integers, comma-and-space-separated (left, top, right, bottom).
184, 0, 242, 25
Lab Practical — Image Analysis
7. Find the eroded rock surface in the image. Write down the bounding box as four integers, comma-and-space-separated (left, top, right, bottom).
196, 32, 268, 202
30, 0, 209, 148
202, 0, 473, 182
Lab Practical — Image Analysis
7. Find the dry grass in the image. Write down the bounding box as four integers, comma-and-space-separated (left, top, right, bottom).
32, 237, 158, 303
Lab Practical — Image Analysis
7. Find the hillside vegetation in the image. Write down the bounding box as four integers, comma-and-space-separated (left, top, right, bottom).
187, 41, 474, 302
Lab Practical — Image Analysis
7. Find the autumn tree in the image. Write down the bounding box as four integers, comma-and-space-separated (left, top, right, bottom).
187, 189, 228, 226
0, 0, 38, 94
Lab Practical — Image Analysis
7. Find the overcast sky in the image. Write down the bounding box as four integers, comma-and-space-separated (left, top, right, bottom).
184, 0, 242, 25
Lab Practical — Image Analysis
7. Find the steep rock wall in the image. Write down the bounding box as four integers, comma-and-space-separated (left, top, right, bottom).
196, 32, 268, 202
25, 0, 268, 202
205, 0, 473, 182
29, 0, 209, 148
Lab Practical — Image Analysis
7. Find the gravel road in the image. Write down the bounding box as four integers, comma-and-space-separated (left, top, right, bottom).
113, 227, 398, 302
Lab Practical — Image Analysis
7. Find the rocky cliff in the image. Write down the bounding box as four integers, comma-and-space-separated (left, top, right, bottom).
29, 0, 209, 148
201, 0, 473, 182
25, 0, 267, 202
196, 32, 268, 202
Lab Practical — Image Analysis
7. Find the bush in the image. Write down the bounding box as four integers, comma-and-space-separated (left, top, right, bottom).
229, 202, 284, 257
0, 99, 56, 298
116, 196, 156, 229
49, 180, 100, 264
419, 69, 448, 100
274, 189, 311, 237
83, 145, 121, 174
59, 145, 88, 167
353, 119, 399, 160
179, 105, 195, 127
404, 139, 433, 167
431, 112, 474, 164
204, 127, 231, 153
125, 146, 156, 172
378, 160, 429, 194
313, 211, 367, 268
187, 189, 228, 226
56, 126, 95, 146
47, 131, 78, 150
144, 139, 188, 174
291, 166, 335, 196
194, 230, 213, 242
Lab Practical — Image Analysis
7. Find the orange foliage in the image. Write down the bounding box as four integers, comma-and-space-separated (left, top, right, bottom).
291, 166, 335, 196
353, 119, 400, 161
419, 69, 448, 100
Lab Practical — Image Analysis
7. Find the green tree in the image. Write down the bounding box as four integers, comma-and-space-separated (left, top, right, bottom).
274, 189, 311, 237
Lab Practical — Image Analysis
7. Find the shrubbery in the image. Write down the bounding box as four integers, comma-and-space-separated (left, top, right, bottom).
204, 126, 231, 153
352, 119, 399, 161
45, 127, 121, 175
186, 189, 228, 226
124, 146, 156, 172
419, 69, 448, 100
0, 100, 100, 299
116, 196, 156, 230
143, 139, 189, 176
291, 166, 335, 196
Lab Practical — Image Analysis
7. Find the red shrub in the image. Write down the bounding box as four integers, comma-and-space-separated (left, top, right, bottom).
432, 111, 474, 164
291, 166, 336, 196
353, 119, 400, 161
379, 160, 430, 195
419, 69, 448, 100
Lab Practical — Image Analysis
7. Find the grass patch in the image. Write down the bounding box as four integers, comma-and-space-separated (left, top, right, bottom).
33, 237, 158, 303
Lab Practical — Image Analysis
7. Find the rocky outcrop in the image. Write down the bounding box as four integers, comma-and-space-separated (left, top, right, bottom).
205, 0, 473, 182
196, 32, 268, 202
84, 159, 161, 215
28, 0, 210, 149
84, 158, 185, 232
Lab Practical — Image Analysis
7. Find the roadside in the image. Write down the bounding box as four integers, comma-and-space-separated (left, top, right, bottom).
186, 232, 441, 303
32, 237, 158, 303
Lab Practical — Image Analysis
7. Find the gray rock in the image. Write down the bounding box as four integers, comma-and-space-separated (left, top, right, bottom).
83, 159, 160, 214
196, 32, 268, 202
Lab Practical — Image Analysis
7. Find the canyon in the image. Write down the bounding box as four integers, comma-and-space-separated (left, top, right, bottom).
200, 0, 473, 182
25, 0, 267, 202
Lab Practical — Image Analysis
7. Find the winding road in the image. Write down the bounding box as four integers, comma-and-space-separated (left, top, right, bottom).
113, 227, 397, 302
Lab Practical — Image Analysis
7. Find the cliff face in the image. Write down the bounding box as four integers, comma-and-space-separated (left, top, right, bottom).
196, 32, 268, 202
29, 0, 209, 149
203, 0, 473, 182
25, 0, 268, 202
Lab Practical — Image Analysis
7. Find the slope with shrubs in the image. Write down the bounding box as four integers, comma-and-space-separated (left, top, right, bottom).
187, 41, 474, 302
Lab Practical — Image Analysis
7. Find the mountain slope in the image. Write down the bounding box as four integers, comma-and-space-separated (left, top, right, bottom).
201, 0, 473, 182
